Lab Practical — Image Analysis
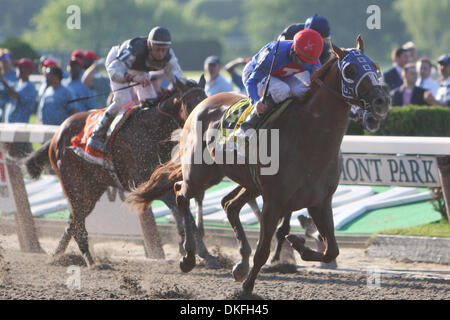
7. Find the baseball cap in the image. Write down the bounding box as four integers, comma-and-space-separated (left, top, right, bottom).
71, 49, 85, 59
42, 58, 58, 68
68, 56, 83, 67
14, 58, 34, 72
205, 56, 220, 65
84, 50, 98, 61
437, 54, 450, 65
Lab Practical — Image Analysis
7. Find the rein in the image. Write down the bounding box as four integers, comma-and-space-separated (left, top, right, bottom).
313, 77, 366, 108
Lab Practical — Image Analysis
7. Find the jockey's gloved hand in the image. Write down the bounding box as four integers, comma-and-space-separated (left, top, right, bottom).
132, 73, 151, 87
363, 111, 381, 133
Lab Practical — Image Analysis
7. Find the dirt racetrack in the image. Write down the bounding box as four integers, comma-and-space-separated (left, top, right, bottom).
0, 233, 449, 301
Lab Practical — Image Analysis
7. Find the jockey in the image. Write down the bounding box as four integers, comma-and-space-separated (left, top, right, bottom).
279, 14, 382, 132
87, 26, 186, 153
238, 29, 323, 133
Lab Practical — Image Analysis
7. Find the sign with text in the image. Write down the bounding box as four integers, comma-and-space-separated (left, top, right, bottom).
0, 151, 16, 213
340, 154, 441, 187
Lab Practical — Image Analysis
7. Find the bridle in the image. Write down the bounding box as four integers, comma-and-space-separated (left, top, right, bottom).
313, 49, 381, 109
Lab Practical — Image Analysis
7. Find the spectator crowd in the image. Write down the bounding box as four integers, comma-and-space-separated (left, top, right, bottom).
0, 27, 448, 157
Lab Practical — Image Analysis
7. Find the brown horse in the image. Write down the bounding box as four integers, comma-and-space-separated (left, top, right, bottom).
127, 36, 390, 295
24, 79, 220, 268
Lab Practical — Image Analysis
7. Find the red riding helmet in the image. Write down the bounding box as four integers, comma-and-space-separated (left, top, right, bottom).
292, 29, 324, 64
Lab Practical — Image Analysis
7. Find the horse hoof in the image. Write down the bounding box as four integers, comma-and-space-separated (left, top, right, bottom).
232, 263, 249, 282
179, 255, 196, 273
320, 260, 338, 269
205, 257, 221, 270
285, 234, 305, 250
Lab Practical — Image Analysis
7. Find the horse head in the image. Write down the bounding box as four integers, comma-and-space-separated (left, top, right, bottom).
331, 35, 390, 120
157, 78, 207, 126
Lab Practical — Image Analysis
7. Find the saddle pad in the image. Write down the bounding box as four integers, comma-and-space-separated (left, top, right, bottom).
218, 98, 254, 143
71, 101, 137, 161
218, 97, 294, 144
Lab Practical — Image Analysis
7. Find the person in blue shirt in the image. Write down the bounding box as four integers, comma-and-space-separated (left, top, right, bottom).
1, 58, 37, 123
239, 29, 323, 132
82, 57, 111, 109
0, 49, 18, 122
38, 66, 82, 125
0, 58, 37, 157
203, 56, 233, 96
63, 57, 94, 111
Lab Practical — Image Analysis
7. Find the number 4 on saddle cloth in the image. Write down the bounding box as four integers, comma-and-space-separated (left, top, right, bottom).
217, 97, 293, 154
69, 101, 137, 169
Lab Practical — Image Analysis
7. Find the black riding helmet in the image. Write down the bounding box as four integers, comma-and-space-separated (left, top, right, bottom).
147, 26, 172, 46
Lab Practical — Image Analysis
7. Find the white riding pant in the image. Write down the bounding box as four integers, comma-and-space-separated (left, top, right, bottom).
242, 62, 310, 104
104, 46, 157, 116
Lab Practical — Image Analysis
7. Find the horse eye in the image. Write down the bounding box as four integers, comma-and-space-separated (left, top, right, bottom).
344, 64, 357, 80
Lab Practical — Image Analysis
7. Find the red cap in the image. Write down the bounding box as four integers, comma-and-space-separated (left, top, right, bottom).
71, 50, 85, 59
84, 50, 98, 61
14, 58, 34, 72
42, 58, 58, 68
68, 57, 83, 67
293, 29, 324, 64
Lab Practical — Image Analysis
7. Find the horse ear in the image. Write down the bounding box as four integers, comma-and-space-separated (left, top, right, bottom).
174, 77, 188, 92
331, 42, 346, 60
356, 34, 364, 53
198, 74, 206, 89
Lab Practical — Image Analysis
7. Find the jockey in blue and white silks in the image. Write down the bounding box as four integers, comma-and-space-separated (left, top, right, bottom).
238, 29, 323, 133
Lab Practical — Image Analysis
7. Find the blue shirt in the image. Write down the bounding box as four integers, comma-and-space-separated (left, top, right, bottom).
245, 41, 321, 104
89, 75, 111, 109
205, 74, 233, 96
4, 80, 37, 123
63, 78, 94, 111
0, 70, 18, 120
38, 85, 81, 125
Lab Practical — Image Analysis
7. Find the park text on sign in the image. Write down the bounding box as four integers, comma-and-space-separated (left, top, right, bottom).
340, 155, 441, 187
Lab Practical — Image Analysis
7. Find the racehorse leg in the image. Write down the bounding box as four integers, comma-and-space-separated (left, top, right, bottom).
174, 180, 198, 273
286, 200, 339, 264
242, 201, 284, 295
161, 191, 220, 269
308, 202, 339, 264
58, 164, 108, 267
270, 212, 292, 264
222, 186, 254, 282
247, 198, 261, 222
53, 218, 75, 257
160, 191, 185, 255
299, 213, 337, 268
194, 193, 204, 239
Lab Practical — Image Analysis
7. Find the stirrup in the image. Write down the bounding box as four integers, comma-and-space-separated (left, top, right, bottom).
86, 136, 107, 153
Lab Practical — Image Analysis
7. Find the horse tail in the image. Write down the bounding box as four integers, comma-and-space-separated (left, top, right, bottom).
23, 140, 52, 179
126, 159, 182, 212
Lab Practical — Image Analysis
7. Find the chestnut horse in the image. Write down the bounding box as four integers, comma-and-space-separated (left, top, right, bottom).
127, 36, 390, 295
24, 79, 220, 268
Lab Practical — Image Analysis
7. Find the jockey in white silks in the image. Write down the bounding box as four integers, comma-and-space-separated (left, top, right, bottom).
87, 26, 186, 153
237, 29, 323, 134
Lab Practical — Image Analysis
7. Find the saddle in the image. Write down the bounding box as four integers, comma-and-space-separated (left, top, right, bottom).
218, 97, 294, 144
70, 101, 138, 167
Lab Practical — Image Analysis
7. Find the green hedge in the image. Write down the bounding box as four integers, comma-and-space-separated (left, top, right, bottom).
346, 105, 450, 136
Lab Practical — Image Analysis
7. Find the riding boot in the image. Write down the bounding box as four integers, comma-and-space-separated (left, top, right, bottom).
239, 96, 277, 133
86, 112, 116, 153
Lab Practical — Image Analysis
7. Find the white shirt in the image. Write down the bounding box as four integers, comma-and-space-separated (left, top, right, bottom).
416, 77, 440, 96
435, 76, 450, 106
